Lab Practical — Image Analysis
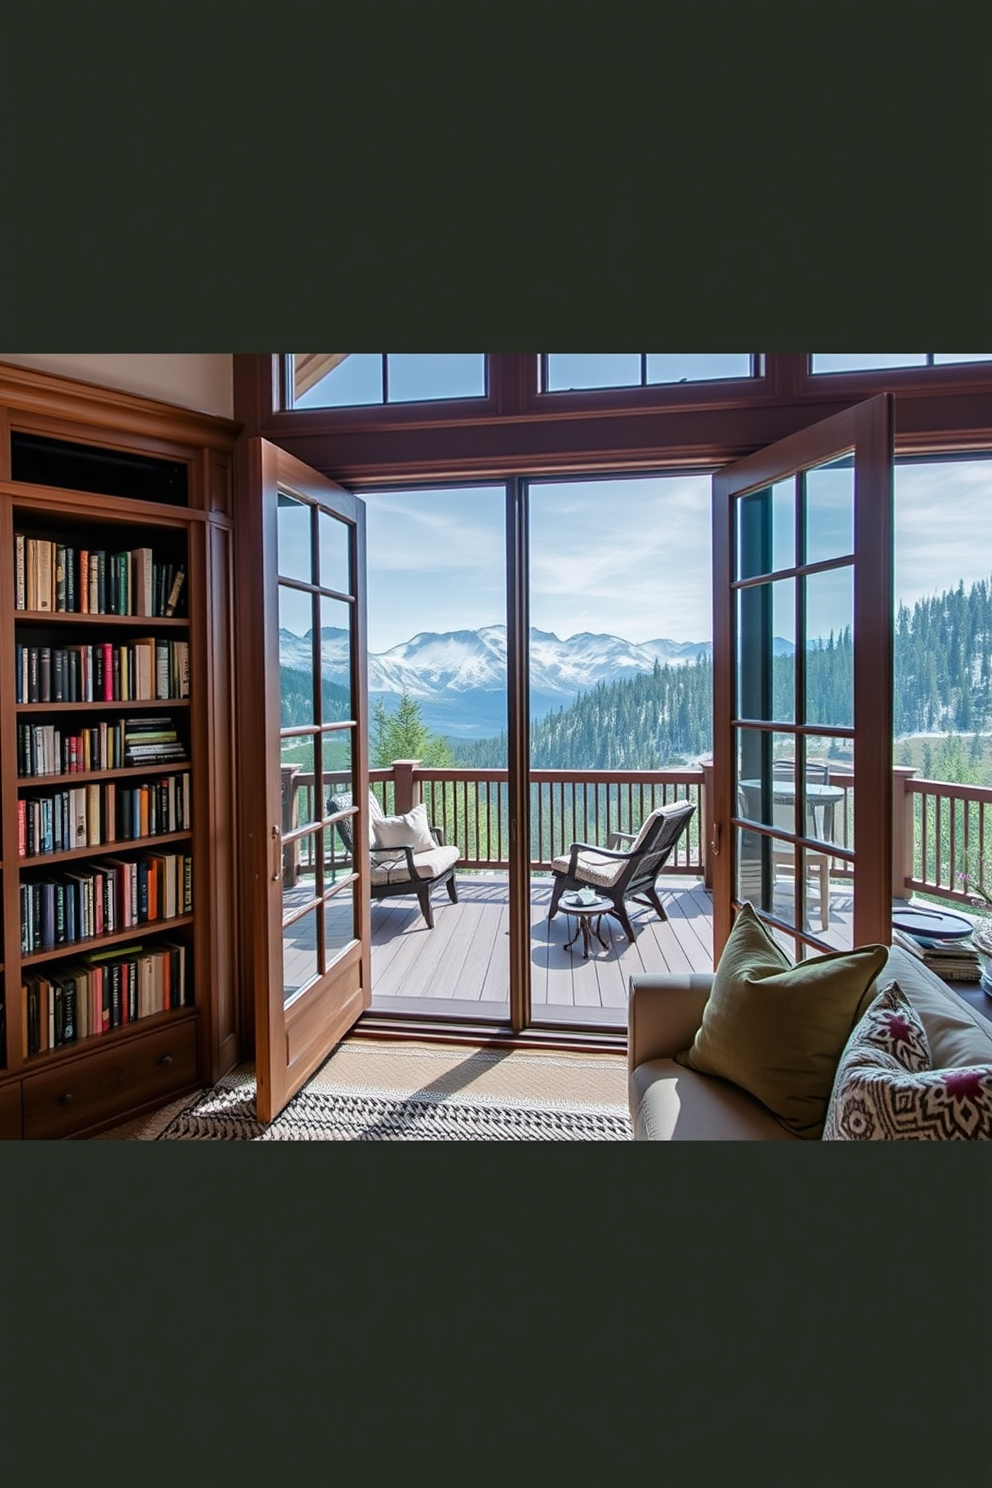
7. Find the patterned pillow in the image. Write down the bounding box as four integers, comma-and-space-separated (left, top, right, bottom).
823, 981, 992, 1140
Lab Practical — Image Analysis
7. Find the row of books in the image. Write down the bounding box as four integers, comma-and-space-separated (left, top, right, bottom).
15, 639, 190, 704
17, 773, 191, 858
17, 717, 186, 778
891, 927, 983, 982
20, 850, 193, 954
14, 536, 186, 618
21, 941, 191, 1055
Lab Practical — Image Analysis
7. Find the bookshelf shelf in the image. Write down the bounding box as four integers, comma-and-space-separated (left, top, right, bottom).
0, 361, 240, 1138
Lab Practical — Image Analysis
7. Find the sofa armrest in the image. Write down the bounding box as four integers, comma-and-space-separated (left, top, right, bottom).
627, 974, 715, 1071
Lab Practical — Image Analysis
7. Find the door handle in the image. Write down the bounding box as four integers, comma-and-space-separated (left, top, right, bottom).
272, 824, 283, 882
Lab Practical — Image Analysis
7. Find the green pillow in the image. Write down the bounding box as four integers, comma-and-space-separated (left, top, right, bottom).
674, 902, 889, 1138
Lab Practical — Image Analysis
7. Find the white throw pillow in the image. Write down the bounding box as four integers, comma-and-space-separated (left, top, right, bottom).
372, 803, 436, 854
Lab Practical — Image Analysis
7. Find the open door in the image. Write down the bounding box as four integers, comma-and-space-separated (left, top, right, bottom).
711, 394, 894, 962
240, 439, 371, 1123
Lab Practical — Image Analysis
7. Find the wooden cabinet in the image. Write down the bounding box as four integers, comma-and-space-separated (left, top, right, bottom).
0, 361, 241, 1137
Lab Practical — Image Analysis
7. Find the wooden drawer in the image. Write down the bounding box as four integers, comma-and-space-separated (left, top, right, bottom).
0, 1082, 22, 1139
22, 1018, 199, 1140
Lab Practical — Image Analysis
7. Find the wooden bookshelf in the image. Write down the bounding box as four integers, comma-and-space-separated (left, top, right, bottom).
0, 362, 240, 1137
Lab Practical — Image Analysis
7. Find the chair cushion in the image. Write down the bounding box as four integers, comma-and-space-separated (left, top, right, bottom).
369, 843, 459, 885
551, 848, 628, 890
674, 901, 888, 1139
823, 983, 992, 1140
372, 802, 436, 853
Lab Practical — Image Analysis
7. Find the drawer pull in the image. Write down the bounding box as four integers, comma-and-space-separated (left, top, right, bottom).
58, 1092, 73, 1106
159, 1054, 174, 1068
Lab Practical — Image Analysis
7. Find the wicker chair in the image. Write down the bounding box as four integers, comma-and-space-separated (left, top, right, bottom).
547, 799, 696, 943
329, 790, 459, 929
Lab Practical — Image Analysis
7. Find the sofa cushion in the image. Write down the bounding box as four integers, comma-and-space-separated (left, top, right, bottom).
631, 1058, 800, 1141
823, 981, 992, 1140
674, 901, 888, 1139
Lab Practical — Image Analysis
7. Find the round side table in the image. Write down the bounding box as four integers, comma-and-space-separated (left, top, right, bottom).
561, 893, 611, 958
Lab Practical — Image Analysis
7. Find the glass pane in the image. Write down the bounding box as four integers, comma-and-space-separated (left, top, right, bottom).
737, 480, 794, 578
282, 905, 319, 1001
280, 585, 315, 728
283, 828, 319, 904
386, 354, 485, 403
323, 824, 354, 889
544, 354, 641, 391
805, 455, 854, 565
737, 578, 795, 722
322, 880, 356, 960
646, 354, 752, 383
281, 750, 318, 838
932, 353, 992, 364
319, 510, 350, 596
277, 492, 312, 584
804, 567, 854, 728
320, 594, 352, 723
293, 354, 383, 408
529, 471, 712, 1030
810, 354, 927, 373
322, 730, 354, 817
363, 484, 507, 1017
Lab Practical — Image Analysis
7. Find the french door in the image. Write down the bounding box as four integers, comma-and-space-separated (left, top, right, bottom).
711, 394, 894, 961
240, 439, 371, 1122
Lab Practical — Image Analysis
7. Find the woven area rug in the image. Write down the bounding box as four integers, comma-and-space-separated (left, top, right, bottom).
102, 1039, 632, 1141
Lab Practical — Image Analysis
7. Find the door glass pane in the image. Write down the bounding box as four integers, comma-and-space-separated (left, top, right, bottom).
323, 825, 353, 889
804, 567, 854, 727
322, 729, 354, 816
737, 578, 795, 722
283, 906, 319, 1000
320, 594, 352, 722
737, 479, 794, 578
281, 585, 315, 728
805, 455, 854, 566
277, 492, 312, 583
322, 880, 356, 957
319, 510, 351, 595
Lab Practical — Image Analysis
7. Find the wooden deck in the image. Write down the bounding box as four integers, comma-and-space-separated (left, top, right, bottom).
367, 872, 716, 1024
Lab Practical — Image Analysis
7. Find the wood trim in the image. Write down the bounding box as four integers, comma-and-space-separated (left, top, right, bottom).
505, 477, 529, 1033
0, 360, 240, 450
852, 393, 894, 946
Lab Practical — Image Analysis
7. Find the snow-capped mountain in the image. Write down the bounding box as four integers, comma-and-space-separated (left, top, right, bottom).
279, 624, 792, 738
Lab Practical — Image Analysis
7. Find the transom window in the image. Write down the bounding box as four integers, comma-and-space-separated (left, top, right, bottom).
288, 354, 487, 409
540, 353, 755, 392
811, 354, 992, 374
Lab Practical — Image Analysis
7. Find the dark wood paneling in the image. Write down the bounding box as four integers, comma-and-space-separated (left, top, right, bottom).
0, 1082, 22, 1139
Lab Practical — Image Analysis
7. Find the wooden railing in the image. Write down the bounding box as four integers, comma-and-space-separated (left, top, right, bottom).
283, 758, 992, 912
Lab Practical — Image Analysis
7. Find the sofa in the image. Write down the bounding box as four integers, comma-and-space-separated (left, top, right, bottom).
628, 944, 992, 1140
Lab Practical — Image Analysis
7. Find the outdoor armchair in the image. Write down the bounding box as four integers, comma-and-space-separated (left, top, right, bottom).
548, 798, 696, 943
329, 790, 460, 929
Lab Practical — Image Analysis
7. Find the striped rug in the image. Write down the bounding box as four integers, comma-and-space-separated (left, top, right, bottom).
99, 1039, 632, 1141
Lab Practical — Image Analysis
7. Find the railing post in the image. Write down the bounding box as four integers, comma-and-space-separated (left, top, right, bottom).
392, 759, 421, 815
892, 765, 917, 900
700, 758, 714, 891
